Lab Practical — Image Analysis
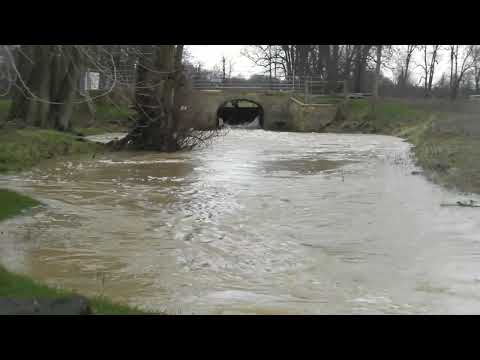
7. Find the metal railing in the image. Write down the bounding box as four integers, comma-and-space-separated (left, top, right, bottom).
190, 75, 348, 104
74, 69, 373, 105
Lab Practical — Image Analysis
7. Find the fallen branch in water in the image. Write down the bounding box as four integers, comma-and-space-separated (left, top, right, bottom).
440, 200, 480, 208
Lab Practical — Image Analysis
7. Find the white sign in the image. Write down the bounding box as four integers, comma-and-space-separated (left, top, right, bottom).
84, 71, 100, 90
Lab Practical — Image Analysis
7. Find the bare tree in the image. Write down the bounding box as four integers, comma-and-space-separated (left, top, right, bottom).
352, 45, 372, 93
474, 46, 480, 94
221, 56, 226, 81
326, 45, 339, 93
242, 45, 284, 78
227, 58, 234, 79
218, 55, 235, 81
393, 45, 418, 92
420, 45, 441, 97
449, 45, 476, 99
339, 45, 356, 90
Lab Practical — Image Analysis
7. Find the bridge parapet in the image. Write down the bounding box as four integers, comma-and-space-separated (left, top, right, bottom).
176, 87, 341, 132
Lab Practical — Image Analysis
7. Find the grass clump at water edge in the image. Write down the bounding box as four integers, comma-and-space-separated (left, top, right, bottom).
0, 265, 151, 315
0, 189, 40, 222
0, 128, 104, 173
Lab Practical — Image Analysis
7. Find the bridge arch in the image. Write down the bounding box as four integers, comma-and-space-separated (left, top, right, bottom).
177, 89, 334, 132
216, 98, 264, 128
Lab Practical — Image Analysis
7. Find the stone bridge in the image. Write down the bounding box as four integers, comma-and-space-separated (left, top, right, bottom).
176, 88, 339, 132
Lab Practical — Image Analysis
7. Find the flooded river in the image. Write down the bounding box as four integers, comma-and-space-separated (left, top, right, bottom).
1, 129, 480, 314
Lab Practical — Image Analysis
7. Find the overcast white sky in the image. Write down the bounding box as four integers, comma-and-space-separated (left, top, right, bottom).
186, 45, 258, 78
187, 45, 455, 84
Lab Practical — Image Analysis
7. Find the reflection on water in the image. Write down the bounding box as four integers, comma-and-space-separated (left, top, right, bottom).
1, 129, 480, 314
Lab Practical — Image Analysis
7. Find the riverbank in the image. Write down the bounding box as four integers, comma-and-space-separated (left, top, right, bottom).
0, 127, 105, 173
0, 96, 134, 173
0, 189, 150, 314
0, 98, 134, 137
0, 189, 40, 221
0, 100, 149, 314
327, 98, 480, 195
0, 265, 149, 314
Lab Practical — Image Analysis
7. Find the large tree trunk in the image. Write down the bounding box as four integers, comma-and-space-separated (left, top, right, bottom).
400, 45, 416, 94
425, 45, 439, 98
26, 45, 53, 127
353, 45, 371, 93
317, 45, 329, 79
372, 45, 383, 100
7, 45, 85, 131
8, 45, 36, 123
327, 45, 339, 93
51, 46, 84, 131
296, 45, 309, 77
114, 45, 182, 152
343, 45, 354, 85
371, 45, 383, 114
475, 69, 480, 94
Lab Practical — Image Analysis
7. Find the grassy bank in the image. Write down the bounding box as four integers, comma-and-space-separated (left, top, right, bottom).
1, 98, 134, 137
1, 97, 148, 314
0, 189, 150, 314
0, 95, 136, 173
329, 98, 480, 194
0, 189, 40, 221
71, 101, 134, 136
0, 128, 104, 173
0, 98, 10, 121
0, 265, 149, 314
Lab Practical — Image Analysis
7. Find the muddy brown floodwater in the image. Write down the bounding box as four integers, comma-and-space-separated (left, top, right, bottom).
1, 129, 480, 314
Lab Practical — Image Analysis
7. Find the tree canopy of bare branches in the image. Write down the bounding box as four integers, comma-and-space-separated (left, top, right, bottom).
448, 45, 477, 99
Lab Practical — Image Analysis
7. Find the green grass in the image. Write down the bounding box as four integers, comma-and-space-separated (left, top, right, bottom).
0, 189, 40, 222
331, 98, 480, 194
0, 99, 11, 122
308, 95, 345, 104
0, 265, 151, 314
0, 97, 131, 172
405, 124, 480, 194
333, 99, 433, 133
292, 94, 344, 105
74, 127, 124, 136
93, 103, 132, 122
0, 128, 103, 173
71, 102, 134, 135
1, 97, 133, 136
